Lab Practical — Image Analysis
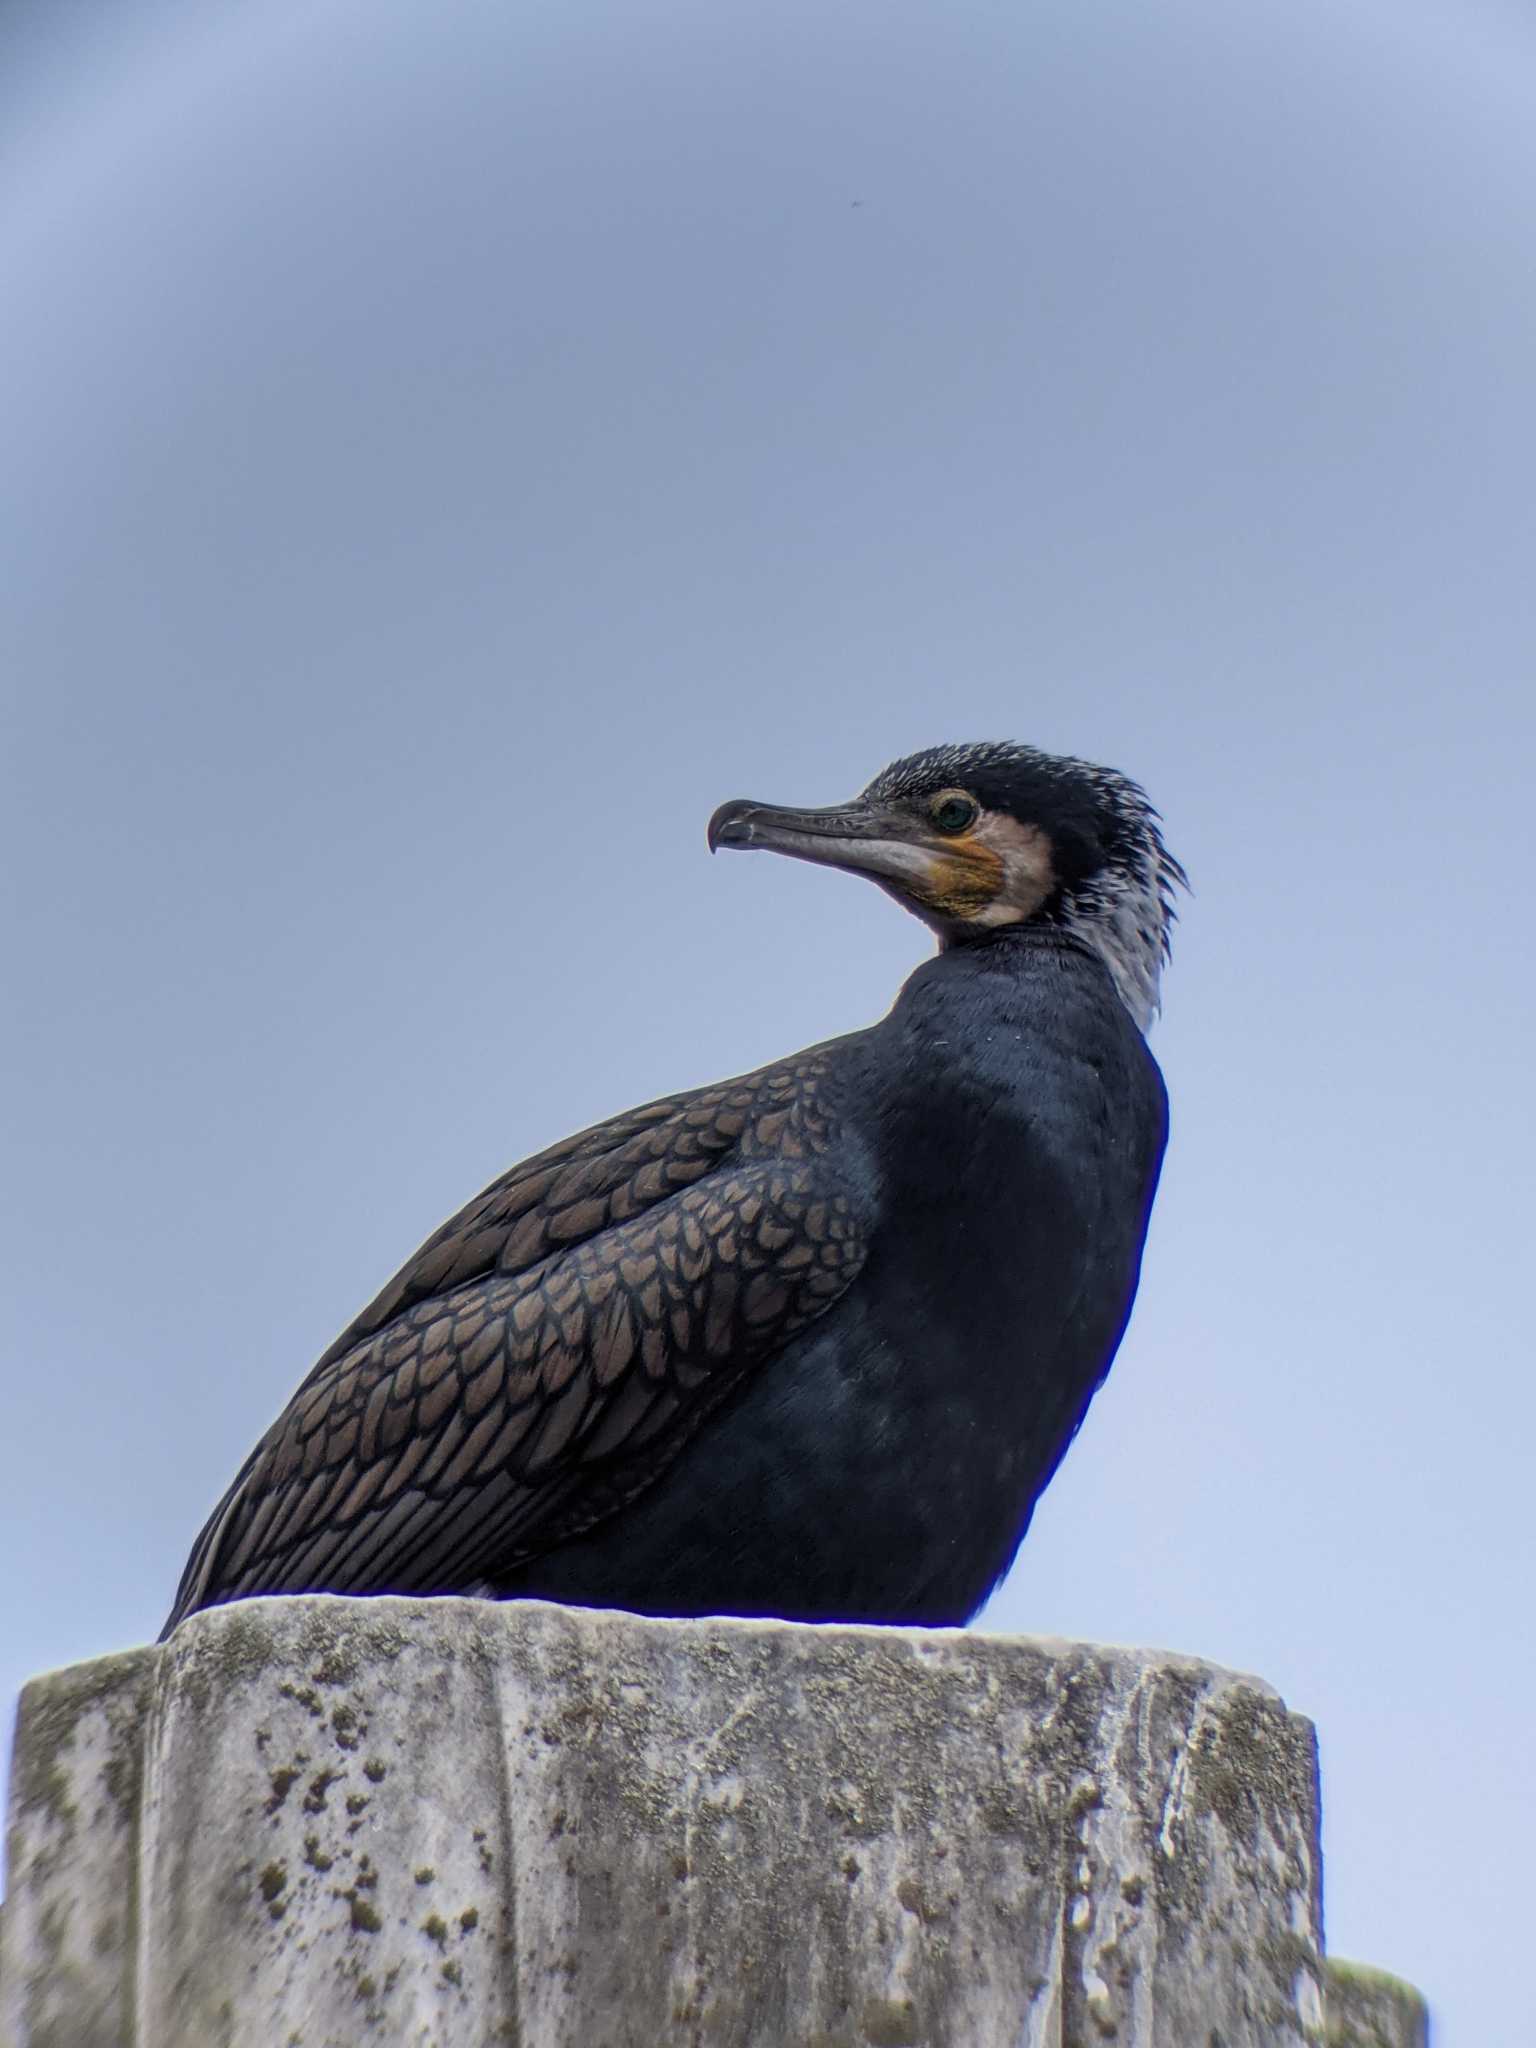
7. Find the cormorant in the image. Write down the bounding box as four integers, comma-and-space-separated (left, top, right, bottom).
162, 742, 1182, 1637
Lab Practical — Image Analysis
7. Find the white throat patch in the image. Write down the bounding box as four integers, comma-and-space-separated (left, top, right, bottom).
1058, 858, 1179, 1031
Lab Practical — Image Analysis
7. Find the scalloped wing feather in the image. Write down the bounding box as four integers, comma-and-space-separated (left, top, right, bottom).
162, 1053, 862, 1631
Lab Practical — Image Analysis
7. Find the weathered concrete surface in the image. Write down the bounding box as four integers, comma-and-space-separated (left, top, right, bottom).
1325, 1959, 1430, 2048
2, 1597, 1328, 2047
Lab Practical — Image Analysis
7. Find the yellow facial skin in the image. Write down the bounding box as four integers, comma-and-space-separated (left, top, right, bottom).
921, 839, 1004, 921
913, 802, 1058, 930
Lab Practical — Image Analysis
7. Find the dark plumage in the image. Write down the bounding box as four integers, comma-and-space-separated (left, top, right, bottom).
163, 741, 1182, 1637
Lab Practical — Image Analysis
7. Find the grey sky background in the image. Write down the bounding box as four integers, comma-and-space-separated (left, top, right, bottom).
3, 2, 1533, 2038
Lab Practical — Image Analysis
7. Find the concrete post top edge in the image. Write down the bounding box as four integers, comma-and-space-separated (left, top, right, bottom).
141, 1589, 1298, 1705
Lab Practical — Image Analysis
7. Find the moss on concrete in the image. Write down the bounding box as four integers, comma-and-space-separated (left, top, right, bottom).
1325, 1958, 1429, 2048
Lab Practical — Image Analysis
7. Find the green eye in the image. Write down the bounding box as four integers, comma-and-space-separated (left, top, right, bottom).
930, 793, 979, 834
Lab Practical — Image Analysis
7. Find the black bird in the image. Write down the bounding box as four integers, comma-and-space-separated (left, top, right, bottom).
163, 742, 1182, 1637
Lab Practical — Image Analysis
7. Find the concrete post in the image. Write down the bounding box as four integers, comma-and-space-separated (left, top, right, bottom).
0, 1596, 1403, 2046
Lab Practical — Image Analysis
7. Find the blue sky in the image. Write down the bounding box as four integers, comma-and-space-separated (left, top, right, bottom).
4, 5, 1533, 2040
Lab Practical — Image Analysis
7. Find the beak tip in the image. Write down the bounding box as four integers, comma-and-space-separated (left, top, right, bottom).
707, 800, 754, 855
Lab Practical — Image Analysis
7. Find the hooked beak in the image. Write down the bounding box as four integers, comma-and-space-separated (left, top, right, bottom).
706, 795, 942, 897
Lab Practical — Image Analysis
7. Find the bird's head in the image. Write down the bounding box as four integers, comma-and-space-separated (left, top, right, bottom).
708, 740, 1186, 1028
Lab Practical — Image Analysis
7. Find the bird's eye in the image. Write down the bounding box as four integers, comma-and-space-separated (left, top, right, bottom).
930, 793, 979, 835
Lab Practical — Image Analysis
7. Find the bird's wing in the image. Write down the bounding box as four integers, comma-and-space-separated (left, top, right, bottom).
163, 1052, 864, 1631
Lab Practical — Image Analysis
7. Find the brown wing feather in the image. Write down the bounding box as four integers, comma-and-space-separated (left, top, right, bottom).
163, 1053, 861, 1631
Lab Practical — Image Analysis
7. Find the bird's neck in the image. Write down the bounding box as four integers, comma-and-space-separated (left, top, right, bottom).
944, 856, 1168, 1031
1052, 888, 1166, 1032
940, 908, 1163, 1034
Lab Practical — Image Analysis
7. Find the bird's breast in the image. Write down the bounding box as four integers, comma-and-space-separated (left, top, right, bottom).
849, 948, 1166, 1372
